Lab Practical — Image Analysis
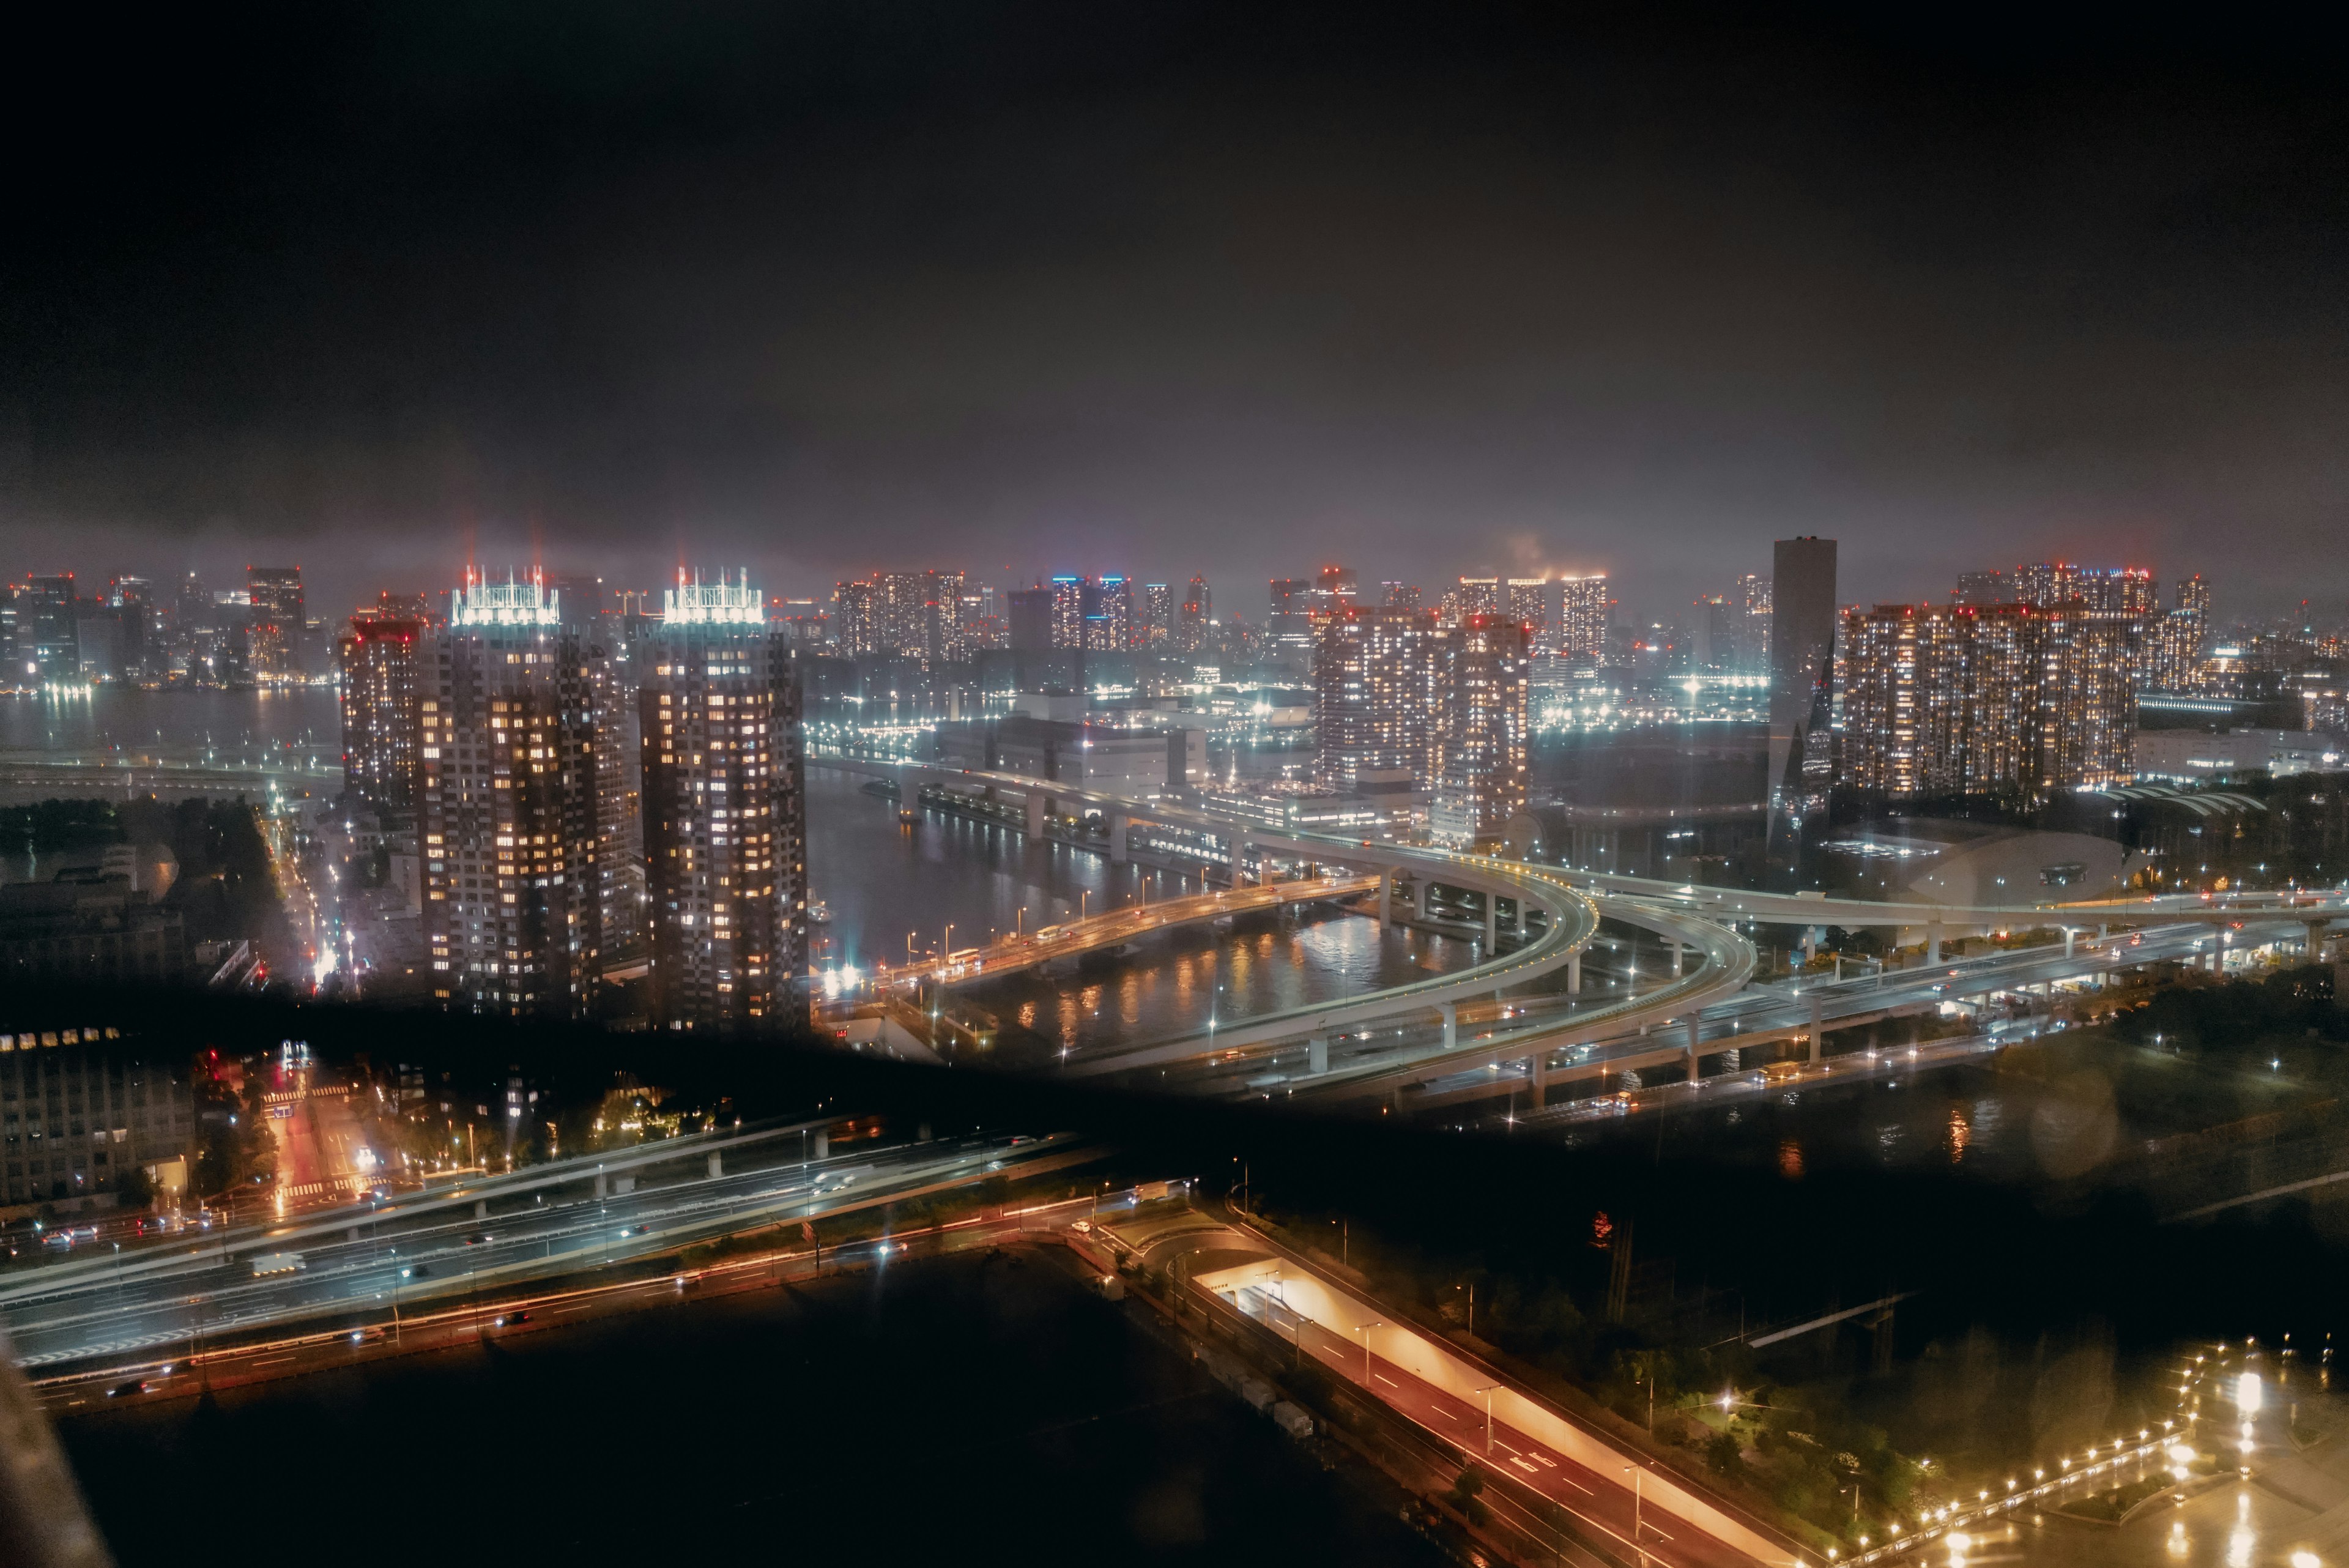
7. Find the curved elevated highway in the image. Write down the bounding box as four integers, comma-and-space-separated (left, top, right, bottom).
812, 754, 2345, 1112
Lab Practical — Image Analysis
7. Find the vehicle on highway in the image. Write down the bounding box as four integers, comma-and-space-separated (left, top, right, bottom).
492, 1309, 533, 1327
463, 1232, 493, 1245
106, 1378, 149, 1397
250, 1251, 306, 1277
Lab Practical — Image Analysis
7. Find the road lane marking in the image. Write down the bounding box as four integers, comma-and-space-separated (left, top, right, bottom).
1511, 1457, 1540, 1473
249, 1354, 298, 1367
1373, 1373, 1400, 1389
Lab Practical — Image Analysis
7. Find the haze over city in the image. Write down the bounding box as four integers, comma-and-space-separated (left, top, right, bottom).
7, 10, 2349, 1568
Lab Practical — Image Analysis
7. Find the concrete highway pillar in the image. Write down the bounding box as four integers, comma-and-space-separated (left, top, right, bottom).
1439, 1001, 1458, 1050
1108, 811, 1129, 864
1531, 1050, 1548, 1106
2063, 927, 2076, 960
594, 1171, 607, 1199
2211, 924, 2227, 973
707, 1151, 724, 1180
474, 1199, 488, 1220
1309, 1033, 1329, 1074
1230, 835, 1247, 885
1414, 879, 1430, 919
1023, 790, 1045, 839
1568, 951, 1582, 994
348, 1226, 362, 1243
2307, 920, 2329, 961
1686, 1015, 1701, 1083
1483, 896, 1497, 949
1378, 872, 1392, 929
812, 1130, 828, 1161
2098, 923, 2109, 942
1927, 921, 1943, 966
1671, 935, 1683, 977
1806, 994, 1824, 1065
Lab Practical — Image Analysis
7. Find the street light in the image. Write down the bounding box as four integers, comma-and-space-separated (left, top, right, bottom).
1472, 1383, 1500, 1454
1354, 1320, 1382, 1381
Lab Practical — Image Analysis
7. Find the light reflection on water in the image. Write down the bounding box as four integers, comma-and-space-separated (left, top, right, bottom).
804, 765, 1472, 1053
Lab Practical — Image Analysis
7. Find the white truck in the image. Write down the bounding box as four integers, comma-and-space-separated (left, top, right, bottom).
248, 1251, 306, 1277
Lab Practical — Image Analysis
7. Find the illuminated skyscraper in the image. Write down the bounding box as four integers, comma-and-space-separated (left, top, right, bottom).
640, 571, 809, 1032
1429, 616, 1530, 849
833, 579, 878, 656
1839, 601, 2135, 797
1557, 575, 1609, 666
246, 567, 304, 678
1505, 578, 1548, 653
338, 614, 425, 811
1267, 578, 1313, 653
1312, 605, 1436, 790
1381, 581, 1420, 610
418, 571, 601, 1019
1138, 582, 1173, 645
1088, 576, 1133, 651
1452, 576, 1501, 621
1175, 576, 1212, 654
1050, 575, 1087, 648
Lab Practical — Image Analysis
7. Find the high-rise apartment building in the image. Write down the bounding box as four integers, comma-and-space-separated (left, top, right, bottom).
1088, 576, 1133, 652
1312, 605, 1437, 790
1428, 617, 1530, 849
418, 572, 601, 1019
247, 567, 305, 679
1174, 576, 1213, 654
833, 579, 878, 656
1452, 577, 1502, 622
338, 614, 426, 811
639, 571, 809, 1032
1556, 575, 1609, 666
1505, 578, 1549, 653
1138, 582, 1173, 646
1050, 576, 1088, 648
1839, 601, 2137, 797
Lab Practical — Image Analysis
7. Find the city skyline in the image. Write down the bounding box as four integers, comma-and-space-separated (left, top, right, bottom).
9, 10, 2349, 626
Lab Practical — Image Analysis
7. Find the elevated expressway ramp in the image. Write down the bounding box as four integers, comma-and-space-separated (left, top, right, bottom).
810, 756, 2343, 1112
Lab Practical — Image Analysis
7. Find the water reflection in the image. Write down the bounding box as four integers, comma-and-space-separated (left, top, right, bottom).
806, 765, 1472, 1054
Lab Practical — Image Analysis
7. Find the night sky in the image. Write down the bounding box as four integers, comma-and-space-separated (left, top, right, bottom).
6, 4, 2347, 623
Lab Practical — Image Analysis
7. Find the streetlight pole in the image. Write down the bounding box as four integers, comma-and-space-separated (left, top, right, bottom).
1355, 1320, 1382, 1382
1474, 1384, 1499, 1454
1625, 1465, 1648, 1568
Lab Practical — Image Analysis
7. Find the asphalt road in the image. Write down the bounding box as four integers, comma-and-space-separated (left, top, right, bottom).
2, 1128, 1083, 1369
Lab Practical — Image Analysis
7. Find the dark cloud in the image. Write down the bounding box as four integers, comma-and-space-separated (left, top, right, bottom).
6, 4, 2347, 622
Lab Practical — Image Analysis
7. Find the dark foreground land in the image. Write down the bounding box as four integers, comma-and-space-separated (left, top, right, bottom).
56, 1245, 1445, 1567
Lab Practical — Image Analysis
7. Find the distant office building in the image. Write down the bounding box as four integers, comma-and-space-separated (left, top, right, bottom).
0, 1025, 195, 1208
1008, 586, 1056, 652
1381, 581, 1420, 610
1138, 582, 1173, 646
1429, 616, 1530, 849
1733, 573, 1771, 675
1952, 568, 2008, 606
1766, 538, 1837, 870
247, 566, 305, 678
1313, 605, 1437, 791
1556, 575, 1609, 666
1688, 595, 1735, 674
1267, 578, 1313, 653
639, 571, 809, 1031
1313, 565, 1360, 611
418, 571, 601, 1020
17, 574, 79, 685
108, 577, 157, 680
1175, 576, 1213, 654
338, 614, 426, 811
547, 574, 609, 630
